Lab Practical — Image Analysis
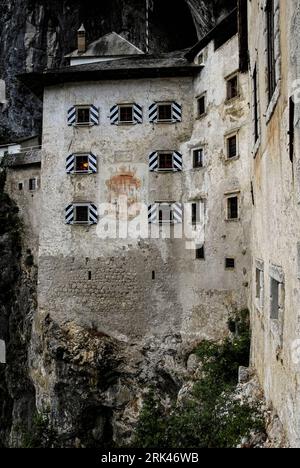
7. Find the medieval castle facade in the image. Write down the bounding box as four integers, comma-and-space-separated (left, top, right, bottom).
1, 0, 300, 447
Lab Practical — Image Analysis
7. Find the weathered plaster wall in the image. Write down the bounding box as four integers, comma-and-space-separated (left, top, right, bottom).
39, 75, 234, 344
38, 57, 250, 350
248, 0, 300, 448
184, 34, 251, 325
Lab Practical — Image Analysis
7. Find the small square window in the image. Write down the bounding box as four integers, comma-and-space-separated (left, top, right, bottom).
77, 107, 90, 124
193, 148, 204, 168
74, 205, 89, 223
158, 153, 173, 170
227, 196, 239, 220
29, 178, 36, 191
75, 155, 89, 173
197, 95, 206, 117
225, 258, 235, 269
196, 245, 205, 260
227, 135, 237, 159
18, 183, 23, 191
158, 104, 172, 122
119, 106, 133, 123
227, 75, 238, 100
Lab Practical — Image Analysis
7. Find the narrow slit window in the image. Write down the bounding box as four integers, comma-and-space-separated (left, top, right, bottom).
253, 65, 259, 143
196, 245, 205, 260
227, 75, 238, 100
270, 277, 280, 319
227, 135, 237, 159
192, 203, 200, 225
193, 148, 204, 168
289, 96, 295, 163
197, 95, 206, 117
227, 196, 239, 220
18, 183, 23, 191
266, 0, 276, 102
29, 178, 36, 191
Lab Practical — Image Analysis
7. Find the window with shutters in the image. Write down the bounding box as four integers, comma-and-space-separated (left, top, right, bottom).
66, 153, 97, 174
77, 107, 91, 124
66, 203, 97, 225
197, 93, 206, 118
68, 105, 99, 126
225, 258, 235, 270
196, 245, 205, 260
157, 104, 172, 122
226, 194, 239, 220
149, 151, 182, 172
226, 134, 238, 160
193, 148, 204, 168
158, 152, 173, 171
75, 155, 89, 173
29, 178, 37, 191
119, 105, 134, 123
148, 203, 182, 224
226, 74, 238, 101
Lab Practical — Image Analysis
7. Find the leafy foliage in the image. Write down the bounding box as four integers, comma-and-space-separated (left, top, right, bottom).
132, 310, 265, 448
22, 411, 58, 448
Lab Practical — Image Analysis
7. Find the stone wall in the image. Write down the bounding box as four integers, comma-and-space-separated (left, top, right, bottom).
248, 0, 300, 448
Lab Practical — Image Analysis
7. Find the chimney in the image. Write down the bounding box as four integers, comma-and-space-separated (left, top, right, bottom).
77, 24, 86, 53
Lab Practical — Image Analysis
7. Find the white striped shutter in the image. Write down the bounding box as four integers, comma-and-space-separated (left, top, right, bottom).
172, 102, 182, 122
172, 203, 183, 223
173, 151, 183, 172
90, 105, 100, 125
67, 107, 76, 126
110, 105, 119, 125
149, 152, 158, 171
148, 204, 157, 223
65, 204, 74, 224
88, 153, 97, 173
133, 103, 143, 124
89, 204, 98, 224
149, 103, 158, 123
66, 154, 75, 174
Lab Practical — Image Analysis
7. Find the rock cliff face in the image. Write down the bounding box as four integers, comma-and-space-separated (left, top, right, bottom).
0, 0, 235, 142
0, 169, 37, 447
